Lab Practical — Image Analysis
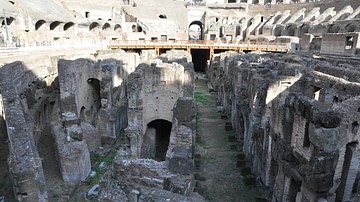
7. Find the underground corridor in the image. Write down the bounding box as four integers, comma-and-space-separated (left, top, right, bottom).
191, 49, 209, 73
141, 119, 172, 161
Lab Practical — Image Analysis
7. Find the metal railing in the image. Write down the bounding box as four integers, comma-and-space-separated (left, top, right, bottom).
109, 40, 291, 52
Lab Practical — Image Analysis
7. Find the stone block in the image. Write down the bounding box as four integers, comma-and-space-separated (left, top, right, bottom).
56, 140, 91, 183
163, 175, 195, 195
168, 147, 194, 175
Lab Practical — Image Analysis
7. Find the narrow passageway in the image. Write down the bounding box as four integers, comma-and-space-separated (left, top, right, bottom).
195, 77, 266, 202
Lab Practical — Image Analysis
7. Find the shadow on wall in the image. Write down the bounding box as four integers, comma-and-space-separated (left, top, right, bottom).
57, 56, 132, 147
0, 61, 57, 201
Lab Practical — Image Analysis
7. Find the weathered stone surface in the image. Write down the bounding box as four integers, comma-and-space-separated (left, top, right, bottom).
173, 97, 194, 122
168, 147, 194, 175
310, 127, 344, 153
210, 52, 360, 201
163, 175, 195, 195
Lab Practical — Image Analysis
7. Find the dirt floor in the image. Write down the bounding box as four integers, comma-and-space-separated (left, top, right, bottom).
194, 77, 269, 202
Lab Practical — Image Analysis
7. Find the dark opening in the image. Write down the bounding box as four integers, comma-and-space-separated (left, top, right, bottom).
191, 49, 210, 73
50, 21, 61, 31
63, 22, 74, 31
159, 48, 171, 55
35, 20, 46, 31
286, 25, 296, 36
89, 22, 100, 31
142, 120, 172, 161
2, 17, 14, 26
303, 121, 310, 147
85, 11, 90, 18
274, 27, 282, 37
287, 178, 301, 201
114, 24, 122, 32
228, 0, 236, 3
189, 21, 203, 40
352, 121, 359, 134
102, 23, 111, 31
219, 26, 225, 38
345, 24, 356, 32
328, 25, 340, 33
87, 78, 101, 112
235, 26, 241, 36
38, 126, 62, 201
345, 36, 354, 50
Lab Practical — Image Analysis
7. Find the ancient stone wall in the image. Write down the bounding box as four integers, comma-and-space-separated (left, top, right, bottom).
55, 50, 139, 182
210, 51, 360, 202
0, 60, 57, 201
125, 50, 194, 159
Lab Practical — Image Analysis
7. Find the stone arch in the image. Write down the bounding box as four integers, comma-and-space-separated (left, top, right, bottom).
50, 21, 62, 31
328, 24, 340, 33
114, 24, 122, 32
285, 24, 297, 36
344, 23, 358, 32
189, 21, 203, 40
1, 17, 14, 26
102, 22, 111, 31
89, 22, 100, 31
132, 24, 142, 32
141, 119, 172, 161
63, 22, 74, 31
299, 24, 310, 38
80, 106, 86, 121
35, 20, 46, 31
273, 26, 282, 36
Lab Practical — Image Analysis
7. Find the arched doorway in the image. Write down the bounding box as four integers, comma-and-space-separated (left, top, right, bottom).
285, 24, 296, 36
189, 21, 203, 40
141, 119, 172, 161
273, 26, 282, 37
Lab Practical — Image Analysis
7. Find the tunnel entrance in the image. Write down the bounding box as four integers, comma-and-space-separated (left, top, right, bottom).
191, 49, 210, 73
141, 119, 172, 161
38, 126, 62, 200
